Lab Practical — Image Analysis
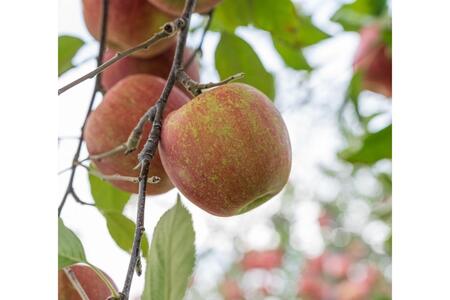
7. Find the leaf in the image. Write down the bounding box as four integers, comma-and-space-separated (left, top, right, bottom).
348, 71, 363, 120
273, 38, 312, 71
210, 0, 252, 32
142, 196, 195, 300
340, 124, 392, 164
89, 171, 131, 213
215, 32, 275, 100
103, 212, 149, 255
58, 35, 85, 76
58, 218, 87, 268
331, 0, 388, 31
211, 0, 329, 48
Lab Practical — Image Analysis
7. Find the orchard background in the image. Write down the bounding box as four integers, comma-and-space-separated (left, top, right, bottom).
58, 0, 392, 299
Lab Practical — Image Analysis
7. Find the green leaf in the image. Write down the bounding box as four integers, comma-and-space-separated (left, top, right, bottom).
215, 32, 275, 100
58, 218, 87, 268
89, 171, 131, 213
331, 0, 388, 31
211, 0, 329, 48
142, 196, 195, 300
58, 35, 85, 76
273, 38, 312, 71
348, 71, 363, 120
210, 0, 252, 32
103, 212, 149, 255
340, 124, 392, 164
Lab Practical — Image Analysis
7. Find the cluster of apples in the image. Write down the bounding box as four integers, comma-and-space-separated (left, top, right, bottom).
353, 23, 392, 98
82, 0, 292, 217
297, 251, 382, 300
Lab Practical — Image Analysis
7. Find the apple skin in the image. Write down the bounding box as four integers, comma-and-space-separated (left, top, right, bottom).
58, 264, 117, 300
84, 74, 190, 194
82, 0, 175, 58
101, 46, 200, 96
353, 24, 392, 97
241, 249, 283, 271
147, 0, 222, 16
159, 83, 292, 216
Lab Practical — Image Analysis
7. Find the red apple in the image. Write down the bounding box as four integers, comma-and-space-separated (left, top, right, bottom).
82, 0, 176, 58
298, 275, 331, 300
58, 264, 117, 300
147, 0, 222, 16
220, 279, 244, 300
159, 83, 292, 216
101, 46, 200, 96
353, 24, 392, 97
322, 253, 352, 279
241, 249, 283, 271
84, 74, 189, 194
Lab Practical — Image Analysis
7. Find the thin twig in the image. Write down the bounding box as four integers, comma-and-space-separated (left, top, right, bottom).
89, 169, 160, 185
58, 0, 109, 216
177, 71, 244, 96
58, 20, 183, 95
184, 9, 214, 69
119, 0, 197, 299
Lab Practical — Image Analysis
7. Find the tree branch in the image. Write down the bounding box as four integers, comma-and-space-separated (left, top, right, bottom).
119, 0, 197, 299
184, 9, 214, 69
58, 0, 109, 216
58, 19, 184, 95
177, 70, 244, 96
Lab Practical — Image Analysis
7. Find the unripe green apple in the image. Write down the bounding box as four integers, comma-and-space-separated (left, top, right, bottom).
82, 0, 175, 58
58, 264, 117, 300
101, 46, 200, 96
353, 24, 392, 97
147, 0, 222, 16
84, 74, 190, 194
159, 83, 292, 216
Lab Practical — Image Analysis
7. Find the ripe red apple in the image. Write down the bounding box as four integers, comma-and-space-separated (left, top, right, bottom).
159, 83, 292, 216
101, 46, 200, 96
297, 275, 331, 300
82, 0, 176, 58
147, 0, 222, 16
353, 24, 392, 97
322, 253, 352, 279
219, 278, 244, 300
58, 264, 117, 300
84, 74, 189, 194
241, 249, 283, 271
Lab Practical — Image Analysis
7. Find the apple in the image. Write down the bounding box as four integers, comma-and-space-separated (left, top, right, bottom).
353, 24, 392, 97
58, 264, 117, 300
101, 46, 200, 96
219, 278, 244, 300
82, 0, 176, 58
297, 275, 331, 300
147, 0, 222, 16
159, 83, 292, 216
84, 74, 189, 194
241, 249, 283, 271
322, 253, 352, 279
